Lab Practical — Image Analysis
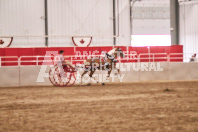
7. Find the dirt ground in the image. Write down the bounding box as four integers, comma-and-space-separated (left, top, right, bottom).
0, 81, 198, 132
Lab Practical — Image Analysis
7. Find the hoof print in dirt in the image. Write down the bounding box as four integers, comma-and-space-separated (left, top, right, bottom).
164, 88, 171, 92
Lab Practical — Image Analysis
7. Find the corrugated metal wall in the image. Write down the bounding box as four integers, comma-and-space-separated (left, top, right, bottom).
0, 0, 131, 47
179, 1, 198, 62
47, 0, 131, 47
116, 0, 131, 46
132, 0, 170, 35
47, 0, 114, 46
0, 0, 45, 47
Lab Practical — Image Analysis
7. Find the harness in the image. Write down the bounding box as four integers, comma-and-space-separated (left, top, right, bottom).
103, 53, 117, 69
105, 53, 117, 62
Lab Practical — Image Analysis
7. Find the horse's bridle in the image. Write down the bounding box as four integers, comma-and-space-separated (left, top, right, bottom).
106, 53, 117, 63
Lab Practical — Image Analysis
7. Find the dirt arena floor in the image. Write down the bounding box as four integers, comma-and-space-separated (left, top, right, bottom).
0, 81, 198, 132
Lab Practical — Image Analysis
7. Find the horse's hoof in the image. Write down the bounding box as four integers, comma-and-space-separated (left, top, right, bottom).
102, 83, 105, 86
97, 81, 99, 83
87, 83, 91, 86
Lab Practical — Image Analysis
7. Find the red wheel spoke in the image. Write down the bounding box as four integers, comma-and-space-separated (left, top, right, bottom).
49, 64, 76, 87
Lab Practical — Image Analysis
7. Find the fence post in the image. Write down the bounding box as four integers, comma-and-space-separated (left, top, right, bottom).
71, 57, 73, 65
0, 57, 1, 67
36, 56, 39, 66
153, 54, 155, 62
18, 57, 21, 66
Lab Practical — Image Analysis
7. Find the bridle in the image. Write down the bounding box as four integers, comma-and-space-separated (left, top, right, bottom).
106, 53, 117, 63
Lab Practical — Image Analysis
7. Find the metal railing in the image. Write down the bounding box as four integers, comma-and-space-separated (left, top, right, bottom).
0, 53, 195, 67
139, 53, 168, 62
169, 53, 184, 62
19, 56, 54, 66
0, 56, 19, 66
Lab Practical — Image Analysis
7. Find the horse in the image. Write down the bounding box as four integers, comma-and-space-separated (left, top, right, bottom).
81, 47, 125, 85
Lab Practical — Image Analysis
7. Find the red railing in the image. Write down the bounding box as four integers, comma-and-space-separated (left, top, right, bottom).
0, 45, 184, 66
0, 53, 189, 67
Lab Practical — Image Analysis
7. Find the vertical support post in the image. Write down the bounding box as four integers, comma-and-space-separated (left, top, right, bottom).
113, 0, 116, 46
130, 0, 140, 46
18, 57, 20, 66
129, 0, 132, 38
147, 47, 151, 62
44, 0, 49, 47
36, 56, 39, 66
170, 0, 179, 45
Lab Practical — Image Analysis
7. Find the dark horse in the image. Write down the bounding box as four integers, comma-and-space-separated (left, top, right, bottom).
81, 47, 125, 84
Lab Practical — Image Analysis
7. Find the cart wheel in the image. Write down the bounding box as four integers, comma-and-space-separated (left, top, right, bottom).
63, 64, 76, 87
49, 64, 76, 87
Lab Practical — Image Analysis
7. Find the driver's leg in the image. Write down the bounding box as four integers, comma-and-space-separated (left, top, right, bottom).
63, 61, 72, 66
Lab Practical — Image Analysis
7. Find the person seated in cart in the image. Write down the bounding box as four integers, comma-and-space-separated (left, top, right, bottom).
57, 50, 72, 69
49, 50, 76, 86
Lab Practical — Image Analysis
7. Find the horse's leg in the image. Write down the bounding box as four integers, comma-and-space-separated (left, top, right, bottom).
102, 68, 112, 86
81, 59, 92, 85
106, 69, 112, 80
81, 70, 88, 85
105, 64, 112, 81
117, 68, 120, 74
114, 68, 120, 75
89, 69, 98, 83
113, 62, 120, 75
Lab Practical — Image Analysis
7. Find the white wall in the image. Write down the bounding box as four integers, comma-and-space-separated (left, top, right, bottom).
179, 1, 198, 62
48, 0, 114, 46
47, 0, 131, 47
0, 66, 19, 87
0, 0, 131, 47
132, 0, 170, 35
0, 0, 45, 47
116, 0, 131, 46
1, 62, 198, 87
0, 0, 173, 47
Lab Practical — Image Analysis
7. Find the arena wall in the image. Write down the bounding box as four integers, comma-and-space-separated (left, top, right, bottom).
0, 0, 130, 47
0, 45, 183, 66
0, 66, 19, 87
0, 62, 198, 87
180, 1, 198, 62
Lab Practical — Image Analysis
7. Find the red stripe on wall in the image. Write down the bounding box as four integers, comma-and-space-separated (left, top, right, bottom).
0, 46, 183, 66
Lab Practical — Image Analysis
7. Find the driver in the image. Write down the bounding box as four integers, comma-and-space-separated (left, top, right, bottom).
57, 50, 72, 67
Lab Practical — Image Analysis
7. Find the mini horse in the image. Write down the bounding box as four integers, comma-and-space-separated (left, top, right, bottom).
81, 47, 125, 84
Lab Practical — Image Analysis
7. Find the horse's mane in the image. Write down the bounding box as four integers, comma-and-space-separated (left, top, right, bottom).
108, 48, 116, 55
